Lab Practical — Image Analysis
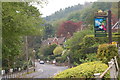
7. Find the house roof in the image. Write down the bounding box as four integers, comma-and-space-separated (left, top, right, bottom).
41, 37, 66, 46
57, 37, 66, 44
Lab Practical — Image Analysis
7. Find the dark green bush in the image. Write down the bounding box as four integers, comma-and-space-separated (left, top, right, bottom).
54, 61, 109, 78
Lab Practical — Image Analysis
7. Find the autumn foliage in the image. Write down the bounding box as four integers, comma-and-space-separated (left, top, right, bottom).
57, 21, 83, 38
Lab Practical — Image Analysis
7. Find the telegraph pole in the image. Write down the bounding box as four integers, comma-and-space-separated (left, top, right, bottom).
25, 36, 29, 73
108, 10, 112, 43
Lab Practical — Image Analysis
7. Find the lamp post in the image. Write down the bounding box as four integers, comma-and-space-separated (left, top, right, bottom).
33, 49, 36, 72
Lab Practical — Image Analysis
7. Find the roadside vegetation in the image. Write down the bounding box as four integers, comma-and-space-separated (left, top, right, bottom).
2, 0, 119, 78
54, 61, 109, 78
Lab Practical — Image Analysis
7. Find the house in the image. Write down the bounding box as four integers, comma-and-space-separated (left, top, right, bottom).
41, 37, 66, 46
112, 20, 120, 32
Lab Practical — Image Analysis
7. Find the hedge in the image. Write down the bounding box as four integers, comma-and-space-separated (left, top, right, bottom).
82, 35, 120, 48
54, 61, 109, 78
97, 44, 118, 63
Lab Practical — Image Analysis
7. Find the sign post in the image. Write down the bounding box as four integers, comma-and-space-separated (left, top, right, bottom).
108, 10, 112, 43
94, 10, 107, 37
94, 10, 112, 43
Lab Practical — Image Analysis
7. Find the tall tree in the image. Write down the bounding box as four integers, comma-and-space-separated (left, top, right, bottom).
2, 2, 43, 69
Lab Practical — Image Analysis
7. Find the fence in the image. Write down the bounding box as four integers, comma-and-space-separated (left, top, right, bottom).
1, 67, 35, 79
94, 56, 119, 79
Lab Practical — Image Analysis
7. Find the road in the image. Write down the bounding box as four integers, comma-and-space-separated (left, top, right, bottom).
22, 62, 68, 78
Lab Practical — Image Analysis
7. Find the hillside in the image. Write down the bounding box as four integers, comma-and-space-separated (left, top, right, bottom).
44, 2, 92, 22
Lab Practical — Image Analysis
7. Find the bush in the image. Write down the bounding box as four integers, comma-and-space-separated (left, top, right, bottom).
79, 53, 99, 63
53, 46, 64, 55
64, 32, 119, 66
97, 44, 118, 63
54, 61, 109, 78
83, 35, 120, 47
56, 57, 65, 63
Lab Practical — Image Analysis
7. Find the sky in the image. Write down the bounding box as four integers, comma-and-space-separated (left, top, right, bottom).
33, 0, 97, 17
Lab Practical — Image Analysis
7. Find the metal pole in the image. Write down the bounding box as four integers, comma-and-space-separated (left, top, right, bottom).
108, 10, 112, 43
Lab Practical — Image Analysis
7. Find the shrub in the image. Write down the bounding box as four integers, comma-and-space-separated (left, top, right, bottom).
79, 53, 99, 63
54, 61, 109, 78
64, 33, 119, 66
53, 46, 64, 55
97, 44, 118, 63
83, 35, 120, 47
56, 57, 65, 63
55, 50, 69, 63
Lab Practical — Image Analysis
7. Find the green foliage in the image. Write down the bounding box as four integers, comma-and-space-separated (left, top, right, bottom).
45, 2, 116, 28
55, 57, 65, 63
2, 2, 43, 69
45, 4, 85, 22
65, 30, 97, 65
79, 53, 99, 63
65, 32, 120, 65
65, 30, 93, 49
42, 23, 55, 39
54, 61, 109, 78
39, 44, 57, 56
53, 46, 64, 55
55, 50, 69, 63
67, 11, 81, 22
97, 44, 118, 63
38, 44, 57, 60
92, 2, 112, 11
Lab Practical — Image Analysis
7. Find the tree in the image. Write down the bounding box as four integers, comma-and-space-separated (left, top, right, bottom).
38, 44, 57, 59
42, 23, 55, 39
65, 29, 93, 49
92, 2, 112, 11
57, 21, 83, 38
2, 2, 43, 69
64, 30, 94, 65
67, 11, 81, 22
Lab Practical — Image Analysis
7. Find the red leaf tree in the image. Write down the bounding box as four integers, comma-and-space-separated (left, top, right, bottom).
57, 21, 83, 38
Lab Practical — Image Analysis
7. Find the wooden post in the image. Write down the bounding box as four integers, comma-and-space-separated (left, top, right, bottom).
94, 73, 101, 80
114, 56, 119, 77
108, 10, 112, 43
108, 59, 117, 79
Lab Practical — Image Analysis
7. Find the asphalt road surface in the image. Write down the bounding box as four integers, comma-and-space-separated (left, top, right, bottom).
23, 62, 68, 78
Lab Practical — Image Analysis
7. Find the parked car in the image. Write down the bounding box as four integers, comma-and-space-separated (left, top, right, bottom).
39, 61, 44, 64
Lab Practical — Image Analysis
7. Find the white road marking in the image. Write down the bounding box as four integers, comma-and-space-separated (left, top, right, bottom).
38, 69, 43, 72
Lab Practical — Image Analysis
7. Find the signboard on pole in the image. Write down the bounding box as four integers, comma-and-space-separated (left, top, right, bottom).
94, 10, 108, 37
